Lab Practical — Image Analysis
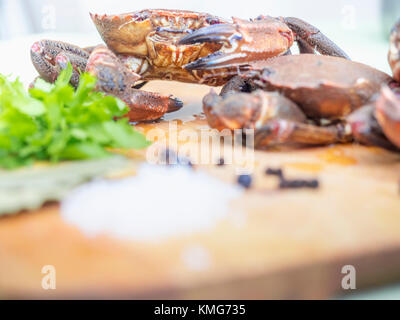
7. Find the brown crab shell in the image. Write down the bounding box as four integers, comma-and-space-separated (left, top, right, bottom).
251, 54, 394, 120
90, 9, 226, 55
90, 9, 230, 85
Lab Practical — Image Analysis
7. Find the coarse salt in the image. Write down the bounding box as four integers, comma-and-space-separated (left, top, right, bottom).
61, 164, 243, 242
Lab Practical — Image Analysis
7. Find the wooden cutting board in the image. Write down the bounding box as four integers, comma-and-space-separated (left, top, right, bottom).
0, 81, 400, 299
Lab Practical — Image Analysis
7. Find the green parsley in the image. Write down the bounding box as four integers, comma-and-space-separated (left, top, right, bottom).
0, 64, 150, 169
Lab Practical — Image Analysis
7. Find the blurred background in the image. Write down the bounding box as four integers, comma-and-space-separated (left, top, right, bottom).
0, 0, 398, 82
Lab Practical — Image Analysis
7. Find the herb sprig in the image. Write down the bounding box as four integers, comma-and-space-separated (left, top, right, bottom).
0, 64, 150, 169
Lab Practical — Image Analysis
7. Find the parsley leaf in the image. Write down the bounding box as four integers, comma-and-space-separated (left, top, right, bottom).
0, 64, 150, 169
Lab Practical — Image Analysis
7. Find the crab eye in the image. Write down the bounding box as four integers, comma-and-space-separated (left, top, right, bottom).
132, 11, 149, 22
206, 17, 222, 25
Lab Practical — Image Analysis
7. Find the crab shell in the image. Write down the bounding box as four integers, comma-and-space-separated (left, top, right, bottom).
249, 54, 394, 120
90, 9, 231, 86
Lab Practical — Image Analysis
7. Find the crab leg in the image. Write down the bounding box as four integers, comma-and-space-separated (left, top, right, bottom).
31, 40, 90, 87
254, 120, 352, 148
86, 46, 183, 122
31, 40, 148, 89
283, 17, 350, 59
295, 39, 316, 55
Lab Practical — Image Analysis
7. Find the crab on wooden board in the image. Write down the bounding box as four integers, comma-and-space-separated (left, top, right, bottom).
30, 9, 349, 122
190, 18, 400, 150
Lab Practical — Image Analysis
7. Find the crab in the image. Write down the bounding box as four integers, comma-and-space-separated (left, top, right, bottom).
31, 9, 229, 121
182, 17, 400, 150
31, 9, 349, 122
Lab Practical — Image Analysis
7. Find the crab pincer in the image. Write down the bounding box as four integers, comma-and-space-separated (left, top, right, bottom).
86, 46, 183, 122
179, 16, 295, 71
179, 15, 349, 72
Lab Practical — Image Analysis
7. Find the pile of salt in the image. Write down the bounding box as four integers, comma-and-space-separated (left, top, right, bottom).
61, 165, 242, 242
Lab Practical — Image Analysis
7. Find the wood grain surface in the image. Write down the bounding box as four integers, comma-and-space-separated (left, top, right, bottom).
0, 81, 400, 299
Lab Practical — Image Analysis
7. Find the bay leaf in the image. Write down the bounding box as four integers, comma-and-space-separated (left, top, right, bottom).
0, 156, 134, 216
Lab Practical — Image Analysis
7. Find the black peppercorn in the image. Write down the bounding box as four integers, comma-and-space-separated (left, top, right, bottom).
265, 168, 284, 178
177, 157, 194, 168
279, 179, 319, 190
160, 148, 177, 165
238, 174, 252, 189
217, 158, 225, 166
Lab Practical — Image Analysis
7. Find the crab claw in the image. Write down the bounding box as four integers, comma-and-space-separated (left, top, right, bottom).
203, 89, 306, 131
203, 89, 261, 130
375, 86, 400, 149
179, 23, 239, 47
30, 40, 90, 87
180, 17, 294, 70
87, 45, 183, 122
